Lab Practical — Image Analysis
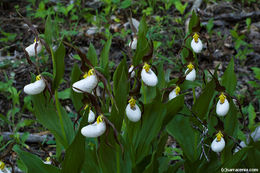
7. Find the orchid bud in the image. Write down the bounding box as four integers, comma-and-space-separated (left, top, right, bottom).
126, 97, 141, 122
211, 131, 225, 153
81, 115, 106, 138
191, 33, 203, 53
128, 65, 135, 78
141, 63, 158, 87
169, 86, 180, 100
88, 110, 95, 123
129, 37, 137, 49
216, 93, 229, 116
72, 69, 98, 93
25, 39, 42, 56
185, 63, 196, 81
24, 75, 46, 95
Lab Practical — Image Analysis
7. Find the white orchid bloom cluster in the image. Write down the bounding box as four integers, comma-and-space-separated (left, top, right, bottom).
216, 93, 229, 116
211, 131, 225, 153
72, 69, 98, 93
24, 75, 46, 95
0, 161, 10, 173
141, 63, 158, 87
129, 37, 137, 50
25, 38, 42, 57
169, 86, 181, 101
185, 63, 196, 81
125, 97, 141, 122
191, 33, 203, 53
81, 115, 106, 138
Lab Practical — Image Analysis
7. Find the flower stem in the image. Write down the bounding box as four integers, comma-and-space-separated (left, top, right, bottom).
142, 81, 146, 104
192, 87, 196, 104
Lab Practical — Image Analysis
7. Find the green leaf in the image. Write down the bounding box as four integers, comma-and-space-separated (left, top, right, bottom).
82, 146, 100, 172
44, 15, 52, 45
143, 132, 168, 173
166, 115, 200, 162
13, 145, 60, 173
133, 16, 149, 66
120, 0, 132, 8
251, 67, 260, 80
157, 62, 165, 89
32, 93, 74, 148
162, 94, 184, 127
100, 35, 112, 72
61, 115, 87, 173
52, 42, 65, 90
224, 100, 238, 137
248, 103, 256, 131
220, 147, 248, 168
188, 11, 199, 33
192, 79, 216, 119
87, 43, 98, 66
58, 88, 70, 100
125, 96, 167, 164
110, 58, 128, 130
221, 58, 237, 95
70, 63, 83, 111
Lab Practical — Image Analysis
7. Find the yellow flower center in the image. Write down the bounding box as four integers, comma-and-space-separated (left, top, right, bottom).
193, 33, 199, 43
216, 131, 223, 142
187, 63, 194, 70
219, 92, 226, 104
97, 115, 104, 124
84, 104, 89, 110
83, 69, 95, 79
36, 75, 41, 81
143, 63, 150, 73
46, 157, 51, 162
34, 38, 37, 43
175, 86, 180, 95
0, 161, 5, 170
129, 97, 136, 109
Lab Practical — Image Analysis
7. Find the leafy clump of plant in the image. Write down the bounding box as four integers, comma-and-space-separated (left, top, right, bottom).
1, 10, 260, 173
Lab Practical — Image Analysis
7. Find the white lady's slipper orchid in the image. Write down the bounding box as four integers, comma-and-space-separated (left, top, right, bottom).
88, 110, 95, 123
129, 65, 135, 78
81, 115, 106, 138
126, 97, 141, 122
185, 63, 196, 81
216, 93, 229, 116
43, 157, 51, 165
72, 69, 98, 93
141, 63, 158, 87
191, 33, 203, 53
24, 75, 46, 95
129, 37, 137, 49
25, 39, 42, 56
251, 126, 260, 142
211, 131, 225, 153
234, 141, 247, 153
0, 161, 10, 173
83, 104, 95, 123
169, 86, 180, 100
